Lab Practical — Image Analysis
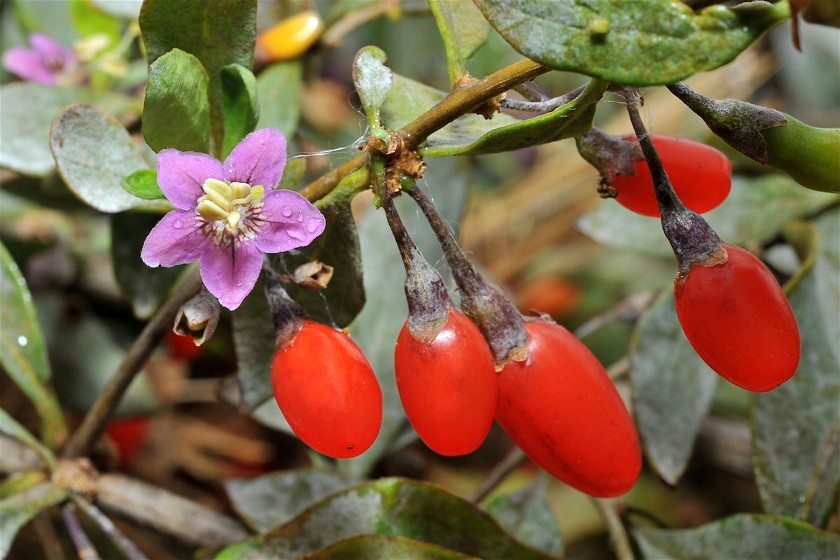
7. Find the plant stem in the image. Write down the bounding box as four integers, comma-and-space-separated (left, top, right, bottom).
469, 447, 527, 503
62, 503, 101, 560
592, 498, 635, 560
61, 267, 203, 460
299, 58, 547, 202
73, 496, 149, 560
501, 84, 585, 112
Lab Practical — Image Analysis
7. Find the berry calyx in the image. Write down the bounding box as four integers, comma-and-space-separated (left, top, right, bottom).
495, 320, 641, 497
395, 309, 497, 456
611, 135, 732, 217
675, 244, 800, 392
270, 320, 382, 459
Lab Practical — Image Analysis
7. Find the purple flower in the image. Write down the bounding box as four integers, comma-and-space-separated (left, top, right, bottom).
3, 33, 78, 85
141, 129, 326, 310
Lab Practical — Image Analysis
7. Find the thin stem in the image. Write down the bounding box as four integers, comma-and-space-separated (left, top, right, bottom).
61, 504, 101, 560
512, 81, 549, 102
73, 496, 149, 560
501, 85, 585, 112
61, 267, 203, 460
592, 498, 636, 560
469, 447, 527, 503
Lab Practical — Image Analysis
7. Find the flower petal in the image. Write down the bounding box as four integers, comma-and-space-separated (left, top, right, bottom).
157, 150, 225, 210
29, 33, 76, 66
141, 210, 210, 267
254, 190, 326, 254
199, 239, 263, 310
2, 48, 54, 84
224, 128, 287, 188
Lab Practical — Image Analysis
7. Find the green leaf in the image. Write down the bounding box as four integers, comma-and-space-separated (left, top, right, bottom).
278, 158, 306, 191
0, 83, 139, 177
752, 208, 840, 527
70, 0, 121, 43
89, 0, 143, 20
341, 159, 468, 477
483, 475, 563, 557
111, 213, 185, 319
352, 46, 393, 127
578, 174, 838, 259
630, 292, 718, 485
227, 279, 281, 415
256, 61, 302, 136
381, 74, 520, 155
215, 478, 554, 560
50, 104, 169, 213
143, 48, 212, 153
422, 79, 606, 157
303, 536, 478, 560
0, 483, 69, 559
139, 0, 257, 154
0, 408, 55, 471
633, 514, 840, 560
121, 169, 164, 200
429, 0, 490, 86
221, 64, 259, 158
225, 468, 359, 532
269, 172, 367, 328
0, 241, 66, 450
474, 0, 790, 86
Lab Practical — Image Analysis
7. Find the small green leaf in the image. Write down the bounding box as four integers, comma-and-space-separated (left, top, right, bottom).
111, 213, 184, 319
381, 74, 521, 155
89, 0, 142, 19
143, 48, 212, 153
429, 0, 490, 86
70, 0, 121, 43
633, 514, 840, 560
0, 83, 139, 177
227, 279, 281, 414
121, 169, 164, 200
269, 172, 368, 328
215, 478, 554, 560
578, 174, 838, 259
752, 208, 840, 528
0, 408, 56, 471
278, 158, 306, 191
51, 104, 169, 213
421, 79, 607, 157
303, 536, 478, 560
225, 468, 358, 532
221, 64, 259, 158
256, 61, 302, 136
474, 0, 790, 86
0, 483, 69, 559
0, 241, 66, 450
139, 0, 257, 153
352, 46, 393, 127
483, 475, 563, 557
631, 293, 718, 485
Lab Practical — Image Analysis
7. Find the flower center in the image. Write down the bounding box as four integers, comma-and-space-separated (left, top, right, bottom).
196, 178, 265, 235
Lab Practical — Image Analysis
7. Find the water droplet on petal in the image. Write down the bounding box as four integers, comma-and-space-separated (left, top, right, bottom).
17, 335, 28, 347
296, 211, 304, 223
236, 281, 243, 287
173, 219, 183, 229
286, 226, 304, 241
306, 219, 322, 234
281, 206, 293, 218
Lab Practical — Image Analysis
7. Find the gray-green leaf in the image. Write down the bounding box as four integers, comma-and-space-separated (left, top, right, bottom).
474, 0, 790, 86
352, 46, 393, 127
256, 61, 302, 137
0, 483, 69, 559
483, 475, 563, 556
429, 0, 490, 86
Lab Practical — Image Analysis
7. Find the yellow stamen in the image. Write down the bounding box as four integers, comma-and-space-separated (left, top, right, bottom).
226, 211, 242, 234
197, 200, 230, 222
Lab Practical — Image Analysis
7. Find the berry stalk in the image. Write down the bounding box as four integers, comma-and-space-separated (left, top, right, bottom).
621, 88, 725, 273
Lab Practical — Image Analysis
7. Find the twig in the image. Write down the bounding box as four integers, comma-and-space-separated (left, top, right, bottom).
73, 495, 149, 560
61, 504, 101, 560
33, 512, 67, 560
573, 291, 658, 340
592, 497, 635, 560
61, 267, 203, 460
469, 447, 527, 504
501, 85, 586, 112
95, 474, 249, 548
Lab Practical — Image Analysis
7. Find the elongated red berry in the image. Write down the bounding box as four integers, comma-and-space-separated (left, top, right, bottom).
496, 320, 641, 497
612, 135, 731, 217
674, 244, 800, 392
270, 320, 382, 458
395, 309, 497, 456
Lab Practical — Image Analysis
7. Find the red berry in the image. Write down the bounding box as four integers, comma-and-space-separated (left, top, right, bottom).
270, 320, 382, 458
674, 244, 800, 392
165, 331, 202, 361
105, 417, 151, 468
495, 320, 641, 497
612, 135, 732, 217
394, 309, 497, 456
